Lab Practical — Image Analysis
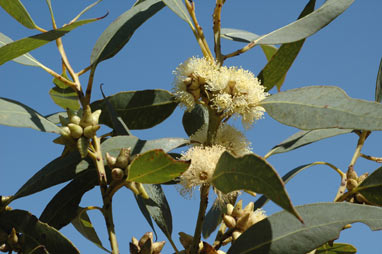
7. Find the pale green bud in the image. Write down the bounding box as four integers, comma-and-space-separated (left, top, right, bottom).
68, 123, 83, 139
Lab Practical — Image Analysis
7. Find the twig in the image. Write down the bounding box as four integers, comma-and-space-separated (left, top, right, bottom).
190, 184, 210, 254
223, 41, 256, 60
213, 0, 224, 64
77, 65, 92, 76
360, 153, 382, 163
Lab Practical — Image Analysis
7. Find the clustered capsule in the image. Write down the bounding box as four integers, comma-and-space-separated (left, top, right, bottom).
129, 232, 165, 254
178, 232, 226, 254
53, 106, 101, 158
346, 167, 369, 204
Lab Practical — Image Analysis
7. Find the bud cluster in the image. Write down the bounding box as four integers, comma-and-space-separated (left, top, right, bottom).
346, 167, 369, 204
106, 149, 149, 199
129, 232, 165, 254
221, 200, 266, 245
0, 228, 23, 253
178, 232, 226, 254
53, 106, 101, 158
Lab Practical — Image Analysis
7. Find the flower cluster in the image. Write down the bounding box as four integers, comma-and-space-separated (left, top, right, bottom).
173, 57, 268, 127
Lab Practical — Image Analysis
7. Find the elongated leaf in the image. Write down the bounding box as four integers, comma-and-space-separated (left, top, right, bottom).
0, 209, 79, 254
355, 166, 382, 205
49, 74, 81, 111
258, 0, 315, 91
91, 0, 165, 65
71, 0, 104, 22
135, 184, 173, 238
0, 0, 36, 29
254, 0, 354, 45
71, 208, 111, 253
212, 151, 301, 222
262, 86, 382, 131
0, 97, 60, 133
0, 33, 42, 67
228, 202, 382, 254
14, 152, 92, 200
221, 28, 260, 43
162, 0, 193, 28
91, 89, 177, 130
202, 199, 223, 239
316, 243, 357, 254
0, 18, 100, 66
127, 149, 190, 184
375, 58, 382, 102
254, 163, 328, 210
39, 170, 98, 230
266, 128, 353, 157
182, 104, 208, 136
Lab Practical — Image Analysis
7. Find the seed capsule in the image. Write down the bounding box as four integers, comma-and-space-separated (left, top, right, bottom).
83, 125, 100, 139
357, 173, 369, 184
226, 203, 234, 216
346, 179, 358, 191
243, 202, 254, 213
92, 109, 102, 125
116, 148, 131, 169
80, 106, 94, 128
232, 230, 242, 241
111, 168, 124, 181
68, 123, 83, 139
70, 115, 81, 125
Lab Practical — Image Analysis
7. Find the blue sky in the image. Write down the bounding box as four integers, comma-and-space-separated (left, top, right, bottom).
1, 0, 382, 253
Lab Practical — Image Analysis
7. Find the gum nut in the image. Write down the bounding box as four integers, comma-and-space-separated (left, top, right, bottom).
77, 137, 89, 158
68, 123, 83, 139
346, 179, 358, 191
223, 215, 236, 229
236, 212, 251, 231
139, 232, 153, 248
226, 203, 234, 216
232, 200, 243, 218
84, 125, 100, 139
59, 115, 69, 126
70, 115, 81, 125
80, 106, 93, 127
152, 241, 165, 254
116, 148, 131, 169
91, 109, 102, 125
347, 167, 358, 180
243, 202, 254, 212
111, 168, 124, 181
179, 232, 193, 249
60, 126, 71, 137
105, 152, 117, 168
222, 236, 232, 246
232, 230, 242, 241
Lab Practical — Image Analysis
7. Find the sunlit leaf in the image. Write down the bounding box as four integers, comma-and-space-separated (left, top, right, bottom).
0, 18, 100, 66
228, 203, 381, 254
0, 0, 36, 29
212, 151, 302, 222
71, 208, 111, 253
91, 0, 165, 66
127, 149, 190, 184
262, 86, 382, 131
221, 28, 260, 43
316, 243, 357, 254
0, 97, 61, 133
91, 89, 177, 130
266, 128, 353, 157
0, 209, 79, 254
49, 72, 80, 110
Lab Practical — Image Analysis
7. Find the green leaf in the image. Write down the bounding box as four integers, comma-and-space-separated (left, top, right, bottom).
182, 104, 208, 136
255, 0, 354, 45
0, 97, 61, 133
254, 163, 329, 210
14, 152, 93, 200
127, 149, 190, 184
266, 128, 353, 157
212, 151, 302, 222
220, 28, 260, 43
202, 199, 223, 239
0, 18, 100, 66
162, 0, 194, 28
258, 0, 315, 91
316, 243, 357, 254
0, 209, 79, 254
135, 184, 173, 239
262, 86, 382, 131
355, 166, 382, 205
0, 0, 36, 29
71, 208, 111, 253
375, 57, 382, 102
39, 170, 97, 230
90, 0, 165, 66
91, 89, 178, 130
228, 203, 381, 254
49, 73, 81, 110
0, 32, 42, 67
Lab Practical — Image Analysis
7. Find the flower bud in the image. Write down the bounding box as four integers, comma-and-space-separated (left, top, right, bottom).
70, 115, 81, 125
232, 230, 242, 241
116, 148, 131, 169
77, 137, 89, 158
83, 125, 100, 139
226, 203, 234, 216
112, 168, 124, 181
7, 228, 18, 246
223, 215, 236, 229
243, 202, 254, 213
236, 211, 251, 231
68, 123, 83, 139
105, 152, 116, 168
80, 106, 94, 128
138, 232, 153, 248
60, 126, 71, 138
92, 109, 102, 125
152, 241, 165, 254
347, 167, 358, 180
232, 200, 243, 218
